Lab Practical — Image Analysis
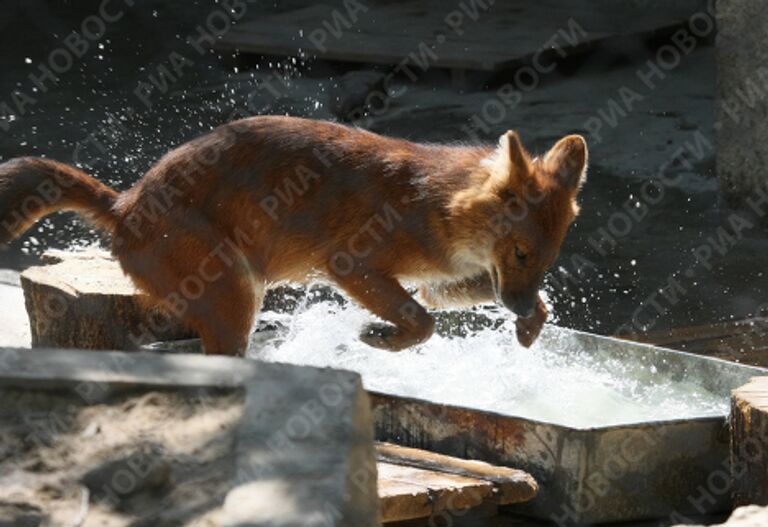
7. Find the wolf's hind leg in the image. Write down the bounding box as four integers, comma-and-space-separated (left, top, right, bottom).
120, 231, 264, 357
333, 271, 434, 352
189, 272, 264, 356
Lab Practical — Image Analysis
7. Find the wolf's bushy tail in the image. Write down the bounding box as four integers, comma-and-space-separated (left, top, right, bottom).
0, 157, 119, 244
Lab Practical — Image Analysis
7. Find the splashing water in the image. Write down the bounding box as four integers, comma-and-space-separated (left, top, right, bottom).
249, 299, 729, 428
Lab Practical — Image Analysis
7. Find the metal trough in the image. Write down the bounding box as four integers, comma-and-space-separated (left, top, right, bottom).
147, 326, 766, 524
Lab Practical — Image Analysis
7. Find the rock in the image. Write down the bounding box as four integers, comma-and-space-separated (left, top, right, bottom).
715, 0, 768, 223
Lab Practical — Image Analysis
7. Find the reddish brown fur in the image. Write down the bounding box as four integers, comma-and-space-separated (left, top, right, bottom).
0, 116, 587, 355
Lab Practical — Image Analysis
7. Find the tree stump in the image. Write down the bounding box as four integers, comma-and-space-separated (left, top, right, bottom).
20, 250, 192, 350
731, 376, 768, 507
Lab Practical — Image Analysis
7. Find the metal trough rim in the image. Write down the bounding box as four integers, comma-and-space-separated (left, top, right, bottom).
367, 388, 732, 432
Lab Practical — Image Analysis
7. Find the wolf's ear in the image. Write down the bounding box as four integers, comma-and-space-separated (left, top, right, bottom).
544, 135, 587, 192
502, 131, 528, 176
483, 130, 531, 186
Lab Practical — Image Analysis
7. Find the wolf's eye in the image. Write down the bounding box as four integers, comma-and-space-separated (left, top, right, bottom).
515, 246, 527, 262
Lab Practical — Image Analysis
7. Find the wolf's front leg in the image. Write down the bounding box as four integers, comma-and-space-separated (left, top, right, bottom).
419, 273, 495, 309
333, 271, 435, 351
421, 273, 548, 347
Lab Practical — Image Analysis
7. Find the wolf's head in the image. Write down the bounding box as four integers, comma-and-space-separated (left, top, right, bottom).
454, 131, 587, 319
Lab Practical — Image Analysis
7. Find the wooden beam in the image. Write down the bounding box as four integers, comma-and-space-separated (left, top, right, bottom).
376, 442, 538, 504
619, 317, 768, 367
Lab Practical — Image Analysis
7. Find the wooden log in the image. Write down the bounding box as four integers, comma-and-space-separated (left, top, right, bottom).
376, 442, 538, 504
20, 249, 192, 350
731, 377, 768, 507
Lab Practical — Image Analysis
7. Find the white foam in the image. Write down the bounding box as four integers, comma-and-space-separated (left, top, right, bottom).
249, 300, 727, 428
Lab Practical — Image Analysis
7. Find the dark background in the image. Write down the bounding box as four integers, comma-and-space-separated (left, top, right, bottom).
1, 0, 765, 338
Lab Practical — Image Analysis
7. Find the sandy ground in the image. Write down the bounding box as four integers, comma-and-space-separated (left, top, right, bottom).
0, 387, 244, 527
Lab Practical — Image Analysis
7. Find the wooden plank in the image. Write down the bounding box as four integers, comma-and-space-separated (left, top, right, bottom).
376, 442, 538, 504
214, 0, 701, 72
621, 317, 768, 367
375, 442, 538, 522
628, 318, 768, 346
377, 462, 495, 523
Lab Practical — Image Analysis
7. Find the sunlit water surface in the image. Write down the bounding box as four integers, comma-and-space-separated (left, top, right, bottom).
247, 300, 728, 428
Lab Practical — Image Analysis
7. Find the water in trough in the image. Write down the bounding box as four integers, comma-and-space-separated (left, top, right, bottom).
248, 298, 728, 429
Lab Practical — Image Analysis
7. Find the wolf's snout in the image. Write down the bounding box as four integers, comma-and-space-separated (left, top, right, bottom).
502, 293, 536, 319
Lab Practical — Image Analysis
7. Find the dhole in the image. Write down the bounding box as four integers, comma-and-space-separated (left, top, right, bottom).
0, 116, 586, 355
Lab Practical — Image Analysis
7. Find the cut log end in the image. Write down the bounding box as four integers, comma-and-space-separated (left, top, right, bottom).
731, 377, 768, 507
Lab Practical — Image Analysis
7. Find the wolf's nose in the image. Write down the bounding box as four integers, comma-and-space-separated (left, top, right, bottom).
502, 295, 535, 319
513, 303, 535, 319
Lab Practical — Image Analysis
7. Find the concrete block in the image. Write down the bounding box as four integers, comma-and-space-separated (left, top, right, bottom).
223, 372, 379, 527
0, 347, 380, 525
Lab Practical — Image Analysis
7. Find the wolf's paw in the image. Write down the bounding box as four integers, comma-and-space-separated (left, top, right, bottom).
359, 322, 403, 352
515, 297, 547, 348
